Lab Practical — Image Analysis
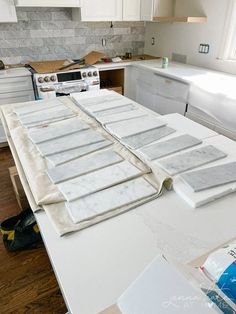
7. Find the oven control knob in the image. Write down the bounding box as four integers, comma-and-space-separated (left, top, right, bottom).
44, 76, 50, 82
93, 71, 98, 77
50, 75, 56, 82
87, 72, 92, 77
82, 72, 87, 78
38, 77, 44, 83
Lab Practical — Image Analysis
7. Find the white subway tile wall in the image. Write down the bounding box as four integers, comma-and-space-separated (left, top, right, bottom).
0, 8, 145, 64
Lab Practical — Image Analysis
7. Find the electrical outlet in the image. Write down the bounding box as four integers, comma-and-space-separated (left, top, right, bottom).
151, 37, 155, 46
199, 44, 210, 54
102, 38, 106, 47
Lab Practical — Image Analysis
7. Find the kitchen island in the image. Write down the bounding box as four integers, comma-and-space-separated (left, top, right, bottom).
1, 90, 236, 314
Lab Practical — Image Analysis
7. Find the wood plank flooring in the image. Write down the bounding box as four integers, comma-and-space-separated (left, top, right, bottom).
0, 147, 67, 314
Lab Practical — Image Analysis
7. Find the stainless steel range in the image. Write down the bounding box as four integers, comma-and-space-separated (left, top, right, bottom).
33, 65, 100, 100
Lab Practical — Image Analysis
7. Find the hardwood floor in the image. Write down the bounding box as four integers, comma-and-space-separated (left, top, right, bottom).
0, 147, 67, 314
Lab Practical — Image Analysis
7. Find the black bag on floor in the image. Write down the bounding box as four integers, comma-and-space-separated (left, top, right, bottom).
0, 208, 42, 251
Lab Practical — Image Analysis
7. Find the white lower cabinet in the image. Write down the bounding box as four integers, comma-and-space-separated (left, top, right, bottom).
0, 0, 17, 23
155, 94, 187, 115
130, 66, 189, 115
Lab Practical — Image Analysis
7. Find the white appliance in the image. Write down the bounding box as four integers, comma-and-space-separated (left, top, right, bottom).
33, 66, 100, 100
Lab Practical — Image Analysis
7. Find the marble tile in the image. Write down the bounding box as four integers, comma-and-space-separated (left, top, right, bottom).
14, 98, 62, 116
180, 162, 236, 192
37, 129, 106, 156
65, 177, 157, 223
98, 109, 148, 125
58, 160, 143, 201
157, 145, 227, 176
47, 150, 123, 184
77, 93, 121, 107
122, 126, 175, 149
94, 104, 136, 117
28, 117, 89, 144
106, 116, 167, 139
86, 99, 133, 114
139, 134, 202, 160
46, 139, 112, 167
19, 106, 75, 128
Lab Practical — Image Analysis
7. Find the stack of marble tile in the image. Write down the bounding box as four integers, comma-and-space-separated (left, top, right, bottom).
15, 98, 159, 225
74, 91, 236, 208
73, 91, 177, 150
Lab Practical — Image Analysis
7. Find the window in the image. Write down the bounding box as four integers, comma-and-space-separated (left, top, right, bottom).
219, 0, 236, 61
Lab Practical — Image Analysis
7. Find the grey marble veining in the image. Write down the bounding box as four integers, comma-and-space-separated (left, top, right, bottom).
47, 150, 123, 184
180, 162, 236, 192
86, 99, 133, 114
139, 134, 202, 160
19, 106, 75, 128
28, 117, 89, 144
46, 140, 112, 167
58, 160, 143, 201
78, 94, 122, 107
37, 129, 105, 156
106, 116, 167, 139
65, 177, 157, 223
95, 104, 136, 117
14, 99, 62, 116
122, 126, 175, 149
158, 145, 227, 176
98, 109, 147, 125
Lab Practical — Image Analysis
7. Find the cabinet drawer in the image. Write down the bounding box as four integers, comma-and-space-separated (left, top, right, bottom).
0, 76, 33, 94
155, 94, 187, 115
0, 90, 35, 105
153, 74, 189, 102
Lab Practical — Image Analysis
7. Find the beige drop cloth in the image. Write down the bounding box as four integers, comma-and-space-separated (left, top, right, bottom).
1, 96, 171, 235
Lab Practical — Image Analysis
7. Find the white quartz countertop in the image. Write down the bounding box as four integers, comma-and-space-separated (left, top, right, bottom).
0, 67, 32, 79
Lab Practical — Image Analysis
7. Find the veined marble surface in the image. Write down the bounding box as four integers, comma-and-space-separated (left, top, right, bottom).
77, 94, 122, 107
37, 129, 105, 157
47, 150, 123, 184
139, 134, 202, 160
19, 106, 75, 128
122, 126, 175, 149
180, 161, 236, 192
28, 117, 89, 144
106, 116, 167, 139
98, 109, 148, 125
46, 140, 112, 167
58, 160, 143, 202
66, 177, 157, 223
86, 99, 134, 114
95, 104, 136, 117
157, 145, 227, 176
14, 98, 63, 116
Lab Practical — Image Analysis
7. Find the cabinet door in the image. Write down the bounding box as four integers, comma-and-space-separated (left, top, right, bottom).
123, 0, 140, 21
124, 66, 138, 100
80, 0, 122, 21
155, 94, 187, 115
0, 0, 17, 23
136, 79, 156, 112
141, 0, 153, 21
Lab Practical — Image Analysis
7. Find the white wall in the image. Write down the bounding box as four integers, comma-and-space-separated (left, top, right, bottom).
144, 0, 236, 74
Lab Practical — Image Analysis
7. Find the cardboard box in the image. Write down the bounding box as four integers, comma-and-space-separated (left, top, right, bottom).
9, 166, 30, 211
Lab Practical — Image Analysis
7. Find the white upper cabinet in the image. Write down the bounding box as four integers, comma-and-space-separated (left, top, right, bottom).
123, 0, 140, 21
15, 0, 81, 7
0, 0, 17, 23
74, 0, 122, 21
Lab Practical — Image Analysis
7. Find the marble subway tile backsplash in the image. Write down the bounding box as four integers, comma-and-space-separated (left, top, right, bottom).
0, 8, 145, 64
